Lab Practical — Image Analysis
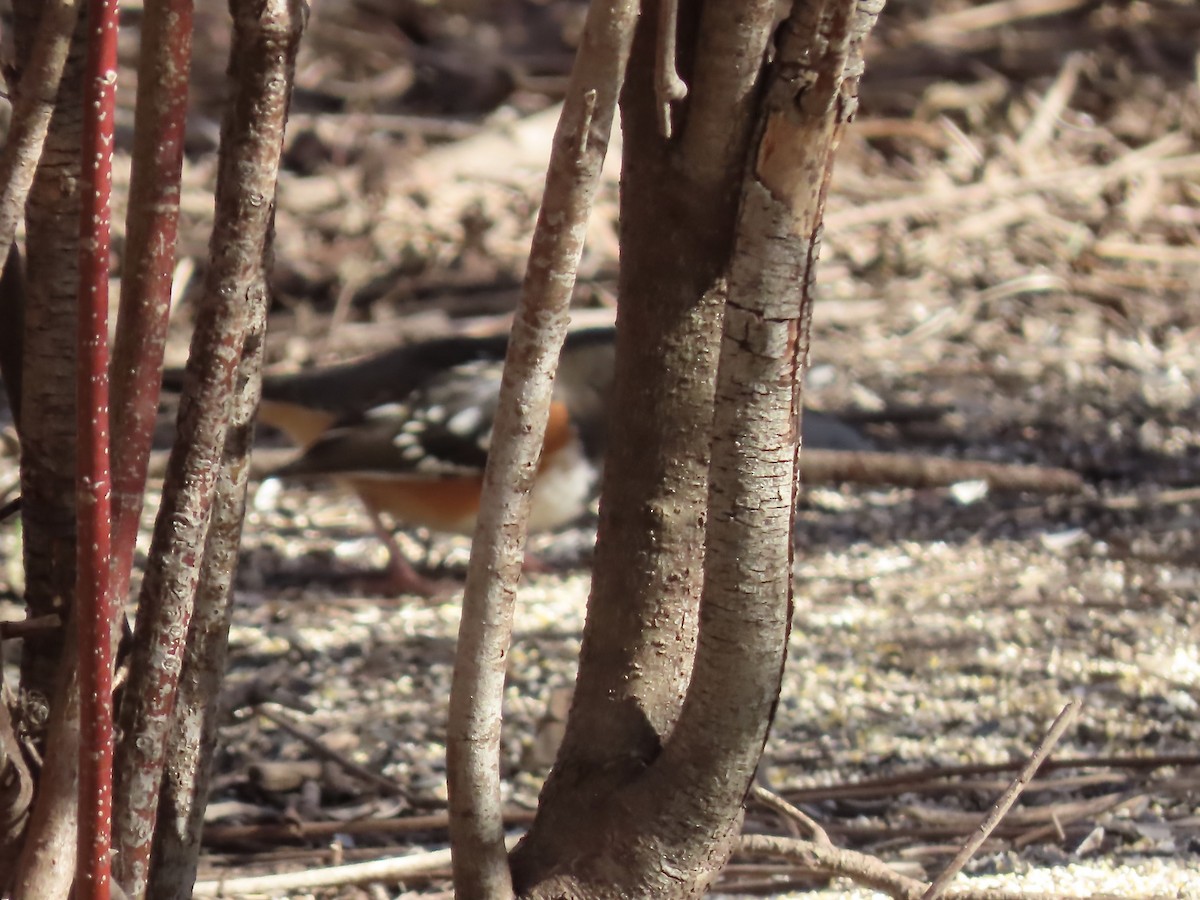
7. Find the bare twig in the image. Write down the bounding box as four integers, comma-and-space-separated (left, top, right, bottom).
654, 0, 687, 138
1101, 485, 1200, 510
0, 614, 62, 640
749, 785, 832, 847
922, 698, 1082, 900
1014, 52, 1084, 164
0, 0, 81, 258
201, 810, 538, 847
1011, 791, 1144, 849
907, 0, 1091, 44
74, 0, 120, 893
905, 790, 1127, 830
111, 0, 304, 892
444, 0, 637, 895
739, 831, 1087, 900
779, 751, 1200, 805
800, 450, 1083, 493
108, 0, 194, 613
192, 837, 519, 897
258, 706, 406, 798
738, 832, 929, 899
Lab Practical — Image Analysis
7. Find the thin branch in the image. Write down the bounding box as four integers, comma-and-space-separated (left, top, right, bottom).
257, 706, 406, 797
108, 0, 195, 610
749, 785, 832, 847
923, 698, 1082, 900
780, 751, 1200, 804
1014, 52, 1084, 163
444, 1, 638, 897
738, 832, 1072, 900
193, 837, 519, 898
907, 0, 1091, 44
654, 0, 687, 138
201, 809, 537, 846
799, 450, 1083, 493
111, 0, 304, 892
0, 0, 81, 258
738, 832, 928, 899
74, 0, 120, 891
148, 287, 269, 898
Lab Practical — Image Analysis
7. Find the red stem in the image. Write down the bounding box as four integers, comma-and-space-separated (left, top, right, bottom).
109, 0, 194, 608
76, 0, 119, 896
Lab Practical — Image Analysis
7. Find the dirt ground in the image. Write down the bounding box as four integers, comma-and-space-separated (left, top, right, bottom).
2, 0, 1200, 896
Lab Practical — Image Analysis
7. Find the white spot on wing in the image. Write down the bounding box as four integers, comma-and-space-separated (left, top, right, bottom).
367, 402, 408, 420
446, 404, 484, 436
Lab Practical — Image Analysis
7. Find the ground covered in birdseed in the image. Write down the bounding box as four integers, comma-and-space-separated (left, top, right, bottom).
1, 0, 1199, 896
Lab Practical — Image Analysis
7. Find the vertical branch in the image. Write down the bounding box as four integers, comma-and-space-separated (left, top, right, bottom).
9, 636, 81, 900
655, 0, 884, 834
75, 0, 119, 893
149, 301, 268, 899
111, 0, 304, 894
0, 0, 80, 431
12, 0, 86, 734
445, 0, 638, 896
2, 2, 88, 897
513, 2, 780, 893
6, 0, 89, 892
109, 0, 195, 608
0, 0, 82, 259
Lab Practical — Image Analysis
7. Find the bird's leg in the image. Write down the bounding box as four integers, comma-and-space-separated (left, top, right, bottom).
363, 505, 452, 598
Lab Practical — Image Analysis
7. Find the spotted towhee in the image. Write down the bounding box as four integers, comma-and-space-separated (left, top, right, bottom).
166, 324, 868, 594
255, 327, 613, 594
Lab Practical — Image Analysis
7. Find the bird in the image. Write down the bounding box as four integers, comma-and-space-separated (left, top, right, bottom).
168, 324, 870, 595
258, 326, 614, 594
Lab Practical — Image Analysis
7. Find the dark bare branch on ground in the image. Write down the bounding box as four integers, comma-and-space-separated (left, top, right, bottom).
924, 698, 1081, 899
800, 450, 1083, 493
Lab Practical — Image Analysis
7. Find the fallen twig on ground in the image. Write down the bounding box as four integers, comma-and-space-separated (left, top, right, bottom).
923, 698, 1081, 899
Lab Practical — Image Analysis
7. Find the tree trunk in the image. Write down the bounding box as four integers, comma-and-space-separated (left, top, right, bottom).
511, 0, 778, 894
513, 1, 883, 895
